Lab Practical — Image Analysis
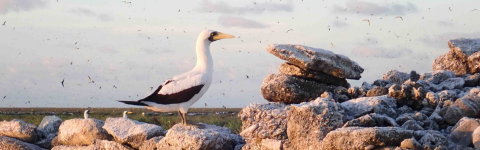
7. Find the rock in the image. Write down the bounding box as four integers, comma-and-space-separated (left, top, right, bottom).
400, 138, 421, 149
287, 98, 344, 150
410, 71, 420, 82
52, 139, 134, 150
139, 136, 163, 150
0, 136, 46, 150
35, 133, 56, 149
438, 90, 458, 102
448, 38, 480, 56
366, 86, 389, 97
103, 117, 163, 149
57, 118, 112, 146
260, 74, 335, 104
383, 70, 410, 85
454, 95, 480, 118
433, 47, 469, 76
450, 117, 480, 146
464, 73, 480, 87
156, 123, 239, 150
424, 92, 440, 108
348, 86, 360, 98
473, 126, 480, 149
388, 83, 427, 102
439, 105, 464, 125
266, 44, 364, 79
430, 78, 465, 91
343, 113, 399, 127
0, 119, 38, 143
396, 105, 414, 114
401, 120, 424, 131
416, 130, 448, 148
421, 70, 456, 84
260, 139, 283, 150
373, 79, 392, 87
37, 116, 62, 135
341, 95, 397, 118
321, 127, 414, 150
279, 62, 350, 88
238, 102, 289, 141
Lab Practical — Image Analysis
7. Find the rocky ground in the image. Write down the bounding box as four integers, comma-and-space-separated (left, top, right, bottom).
1, 38, 480, 150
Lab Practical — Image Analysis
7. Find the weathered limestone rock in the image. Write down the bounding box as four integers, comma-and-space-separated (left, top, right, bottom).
261, 74, 335, 104
366, 86, 389, 97
139, 136, 163, 150
51, 139, 134, 150
400, 138, 421, 149
0, 136, 46, 150
238, 103, 289, 141
260, 139, 283, 150
454, 95, 480, 118
430, 77, 465, 91
433, 47, 469, 76
450, 117, 480, 146
279, 62, 350, 88
57, 118, 112, 146
420, 70, 456, 84
448, 38, 480, 56
468, 52, 480, 74
439, 105, 464, 125
401, 120, 424, 131
287, 98, 344, 150
472, 126, 480, 149
103, 117, 163, 149
341, 95, 397, 118
383, 70, 410, 85
343, 113, 399, 127
37, 116, 62, 135
321, 127, 414, 150
266, 44, 364, 79
416, 130, 448, 148
410, 71, 420, 82
464, 73, 480, 87
373, 79, 392, 87
388, 83, 427, 102
157, 123, 241, 150
0, 119, 37, 143
35, 133, 56, 149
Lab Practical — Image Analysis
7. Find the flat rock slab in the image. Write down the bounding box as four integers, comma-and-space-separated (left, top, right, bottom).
238, 102, 290, 141
0, 136, 46, 150
279, 62, 350, 88
266, 44, 364, 79
51, 139, 134, 150
287, 98, 344, 150
321, 127, 414, 150
341, 95, 397, 118
157, 123, 238, 150
0, 119, 38, 143
448, 38, 480, 56
57, 118, 112, 146
261, 74, 335, 104
103, 117, 163, 149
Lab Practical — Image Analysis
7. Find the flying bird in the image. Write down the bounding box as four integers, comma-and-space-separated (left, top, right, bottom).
395, 16, 403, 21
84, 110, 90, 119
121, 1, 131, 4
118, 29, 235, 126
286, 29, 293, 33
150, 87, 154, 91
449, 7, 452, 11
331, 43, 335, 48
3, 96, 6, 99
362, 19, 370, 26
88, 76, 94, 83
123, 111, 132, 118
2, 21, 5, 26
113, 85, 117, 89
472, 9, 478, 11
61, 79, 65, 87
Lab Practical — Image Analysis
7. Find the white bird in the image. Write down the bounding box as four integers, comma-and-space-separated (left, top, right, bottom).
395, 16, 403, 21
88, 76, 94, 83
362, 19, 370, 26
123, 111, 132, 118
84, 110, 90, 119
118, 29, 235, 126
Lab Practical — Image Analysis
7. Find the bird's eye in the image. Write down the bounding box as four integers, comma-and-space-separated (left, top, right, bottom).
211, 33, 214, 36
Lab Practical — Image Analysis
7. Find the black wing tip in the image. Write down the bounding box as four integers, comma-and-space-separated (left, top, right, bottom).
118, 100, 148, 106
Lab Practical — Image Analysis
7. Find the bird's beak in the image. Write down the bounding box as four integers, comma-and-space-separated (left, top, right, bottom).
127, 111, 133, 114
213, 32, 235, 41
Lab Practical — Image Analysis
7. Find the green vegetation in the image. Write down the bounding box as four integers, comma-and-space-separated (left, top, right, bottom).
0, 108, 243, 134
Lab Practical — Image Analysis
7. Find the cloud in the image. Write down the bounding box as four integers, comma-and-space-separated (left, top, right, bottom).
218, 16, 268, 28
197, 0, 293, 15
421, 32, 480, 48
351, 46, 412, 58
332, 0, 418, 16
437, 21, 455, 27
68, 8, 113, 22
0, 0, 47, 15
332, 20, 349, 28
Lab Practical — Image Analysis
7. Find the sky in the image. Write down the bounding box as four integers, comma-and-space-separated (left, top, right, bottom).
1, 0, 480, 108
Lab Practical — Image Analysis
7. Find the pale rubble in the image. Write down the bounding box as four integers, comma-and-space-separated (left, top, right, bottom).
56, 118, 112, 146
0, 119, 38, 143
266, 44, 364, 79
287, 98, 344, 150
103, 117, 163, 149
340, 95, 397, 118
139, 136, 163, 150
0, 136, 46, 150
157, 123, 243, 150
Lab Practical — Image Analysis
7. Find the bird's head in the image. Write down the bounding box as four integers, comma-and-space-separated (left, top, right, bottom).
199, 29, 235, 43
123, 111, 132, 115
85, 110, 90, 114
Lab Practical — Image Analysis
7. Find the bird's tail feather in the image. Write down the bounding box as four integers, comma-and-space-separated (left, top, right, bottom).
118, 100, 147, 106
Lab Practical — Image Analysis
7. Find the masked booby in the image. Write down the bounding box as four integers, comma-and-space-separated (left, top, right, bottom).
84, 110, 90, 119
118, 29, 234, 126
123, 111, 132, 118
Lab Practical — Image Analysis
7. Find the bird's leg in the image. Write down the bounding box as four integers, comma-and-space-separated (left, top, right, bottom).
178, 111, 184, 125
183, 112, 204, 128
183, 112, 187, 126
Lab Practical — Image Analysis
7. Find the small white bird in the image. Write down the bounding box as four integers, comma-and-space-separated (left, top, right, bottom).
123, 111, 132, 118
88, 76, 94, 83
118, 29, 235, 126
286, 29, 293, 33
395, 16, 403, 21
362, 19, 370, 26
84, 110, 90, 119
331, 43, 335, 48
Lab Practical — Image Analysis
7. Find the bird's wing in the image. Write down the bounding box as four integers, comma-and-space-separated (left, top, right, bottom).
139, 73, 207, 105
